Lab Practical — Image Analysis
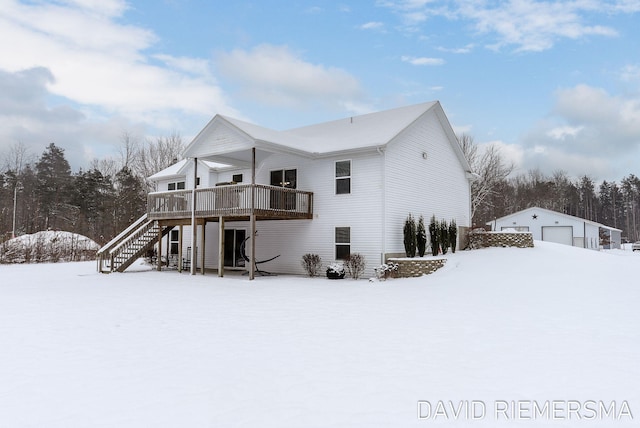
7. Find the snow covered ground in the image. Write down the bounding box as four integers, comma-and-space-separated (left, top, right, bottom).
1, 241, 639, 427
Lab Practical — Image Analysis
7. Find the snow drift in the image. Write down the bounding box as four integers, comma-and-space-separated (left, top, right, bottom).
0, 230, 99, 264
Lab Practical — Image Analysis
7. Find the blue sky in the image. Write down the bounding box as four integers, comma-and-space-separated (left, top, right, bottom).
1, 0, 639, 182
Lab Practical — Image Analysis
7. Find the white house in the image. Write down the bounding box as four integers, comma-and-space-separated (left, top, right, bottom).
98, 101, 474, 278
488, 207, 622, 250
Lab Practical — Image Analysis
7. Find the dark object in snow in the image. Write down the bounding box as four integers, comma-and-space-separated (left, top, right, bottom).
326, 262, 345, 279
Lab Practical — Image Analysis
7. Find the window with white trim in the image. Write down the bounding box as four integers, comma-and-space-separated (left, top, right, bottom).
335, 227, 351, 260
335, 160, 351, 194
168, 181, 185, 191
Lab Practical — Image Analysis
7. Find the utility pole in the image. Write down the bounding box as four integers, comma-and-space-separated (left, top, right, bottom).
12, 183, 18, 239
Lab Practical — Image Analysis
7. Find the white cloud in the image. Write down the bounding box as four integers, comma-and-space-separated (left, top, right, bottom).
478, 139, 525, 170
0, 67, 146, 170
465, 1, 618, 52
547, 125, 584, 140
437, 44, 475, 54
379, 0, 633, 52
520, 83, 640, 180
620, 65, 640, 82
522, 145, 613, 180
0, 0, 238, 126
216, 44, 366, 111
304, 6, 323, 14
553, 84, 640, 143
360, 21, 385, 30
401, 55, 445, 66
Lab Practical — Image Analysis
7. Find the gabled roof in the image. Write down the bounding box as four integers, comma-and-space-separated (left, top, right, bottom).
148, 159, 231, 181
490, 207, 622, 232
148, 159, 188, 180
182, 101, 469, 170
284, 101, 440, 154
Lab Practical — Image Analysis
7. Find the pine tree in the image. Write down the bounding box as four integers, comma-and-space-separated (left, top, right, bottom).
429, 215, 439, 256
440, 219, 449, 254
72, 168, 116, 243
35, 143, 72, 231
114, 166, 146, 232
403, 214, 417, 257
449, 219, 457, 253
417, 215, 427, 257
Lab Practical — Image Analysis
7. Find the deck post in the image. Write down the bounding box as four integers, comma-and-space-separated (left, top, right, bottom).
190, 158, 198, 275
250, 148, 256, 280
178, 224, 183, 272
200, 220, 206, 275
157, 222, 162, 271
218, 217, 225, 277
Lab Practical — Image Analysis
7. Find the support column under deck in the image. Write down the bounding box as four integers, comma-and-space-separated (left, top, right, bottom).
178, 225, 184, 272
249, 147, 256, 280
218, 217, 225, 277
157, 223, 162, 272
190, 157, 198, 275
200, 221, 206, 275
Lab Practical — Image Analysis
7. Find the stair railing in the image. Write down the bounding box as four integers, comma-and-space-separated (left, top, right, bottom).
96, 214, 150, 272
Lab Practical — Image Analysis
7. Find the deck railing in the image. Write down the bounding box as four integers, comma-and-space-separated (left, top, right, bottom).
148, 184, 313, 220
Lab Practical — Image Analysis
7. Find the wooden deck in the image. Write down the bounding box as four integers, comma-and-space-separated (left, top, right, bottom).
148, 183, 313, 221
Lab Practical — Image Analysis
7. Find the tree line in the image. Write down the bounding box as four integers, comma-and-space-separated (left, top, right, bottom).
0, 134, 183, 245
2, 132, 639, 246
464, 135, 640, 242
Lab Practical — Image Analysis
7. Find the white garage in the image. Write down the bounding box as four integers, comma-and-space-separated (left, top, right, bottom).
541, 226, 573, 246
488, 207, 622, 250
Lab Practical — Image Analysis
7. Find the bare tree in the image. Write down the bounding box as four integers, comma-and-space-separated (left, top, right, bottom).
460, 134, 514, 225
89, 157, 120, 183
3, 141, 31, 173
3, 142, 31, 238
134, 131, 184, 185
118, 130, 140, 170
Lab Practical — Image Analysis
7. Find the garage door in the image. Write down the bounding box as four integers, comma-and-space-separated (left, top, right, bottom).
542, 226, 573, 246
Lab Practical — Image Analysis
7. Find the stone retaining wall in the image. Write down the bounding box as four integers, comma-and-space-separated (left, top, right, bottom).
387, 257, 446, 278
470, 231, 534, 248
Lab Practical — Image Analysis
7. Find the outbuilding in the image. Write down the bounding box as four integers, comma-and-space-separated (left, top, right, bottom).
488, 207, 622, 250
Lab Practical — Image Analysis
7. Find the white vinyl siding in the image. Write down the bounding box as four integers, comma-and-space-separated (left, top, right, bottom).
186, 151, 382, 276
158, 106, 471, 276
384, 108, 470, 255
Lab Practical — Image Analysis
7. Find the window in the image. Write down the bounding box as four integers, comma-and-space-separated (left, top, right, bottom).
270, 169, 297, 210
270, 169, 297, 189
335, 160, 351, 194
232, 173, 243, 183
168, 181, 185, 191
335, 227, 351, 260
169, 230, 179, 255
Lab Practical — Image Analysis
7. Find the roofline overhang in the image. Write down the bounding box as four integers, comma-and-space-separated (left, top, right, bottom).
488, 206, 623, 231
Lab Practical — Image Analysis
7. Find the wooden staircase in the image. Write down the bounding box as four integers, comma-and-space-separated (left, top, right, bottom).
96, 214, 171, 273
